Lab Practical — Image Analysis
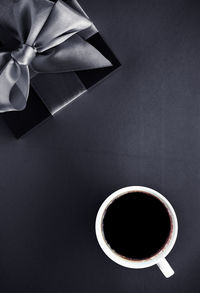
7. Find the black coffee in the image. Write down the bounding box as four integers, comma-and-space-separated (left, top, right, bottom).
103, 192, 171, 260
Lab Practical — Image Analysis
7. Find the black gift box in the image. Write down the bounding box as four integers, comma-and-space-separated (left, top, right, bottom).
1, 0, 120, 138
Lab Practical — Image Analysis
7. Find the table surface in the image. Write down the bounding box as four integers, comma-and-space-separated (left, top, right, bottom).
0, 0, 200, 292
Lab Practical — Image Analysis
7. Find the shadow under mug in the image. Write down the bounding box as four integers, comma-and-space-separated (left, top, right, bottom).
95, 186, 178, 278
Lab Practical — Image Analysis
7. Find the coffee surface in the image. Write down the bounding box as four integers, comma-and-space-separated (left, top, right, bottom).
103, 192, 171, 260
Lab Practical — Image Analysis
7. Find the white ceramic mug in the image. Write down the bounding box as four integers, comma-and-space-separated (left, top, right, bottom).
95, 186, 178, 278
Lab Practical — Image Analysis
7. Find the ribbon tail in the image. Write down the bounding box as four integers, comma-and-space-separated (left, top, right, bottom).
31, 34, 112, 73
0, 57, 29, 112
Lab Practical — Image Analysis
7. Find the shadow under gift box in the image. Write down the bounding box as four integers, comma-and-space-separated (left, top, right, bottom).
1, 0, 120, 138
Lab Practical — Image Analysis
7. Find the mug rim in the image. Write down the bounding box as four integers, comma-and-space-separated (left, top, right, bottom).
95, 186, 178, 269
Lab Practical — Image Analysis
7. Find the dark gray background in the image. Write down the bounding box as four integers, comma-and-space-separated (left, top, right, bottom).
0, 0, 200, 292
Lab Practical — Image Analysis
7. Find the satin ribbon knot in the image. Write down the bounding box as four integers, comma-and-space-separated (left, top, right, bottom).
0, 0, 111, 112
11, 44, 37, 66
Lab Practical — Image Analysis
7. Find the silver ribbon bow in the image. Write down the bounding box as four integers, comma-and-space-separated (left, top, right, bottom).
0, 0, 111, 112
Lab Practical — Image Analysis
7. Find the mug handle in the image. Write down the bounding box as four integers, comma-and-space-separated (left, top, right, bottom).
157, 258, 174, 278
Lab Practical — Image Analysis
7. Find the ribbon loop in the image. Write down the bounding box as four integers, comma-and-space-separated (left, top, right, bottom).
11, 44, 37, 66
